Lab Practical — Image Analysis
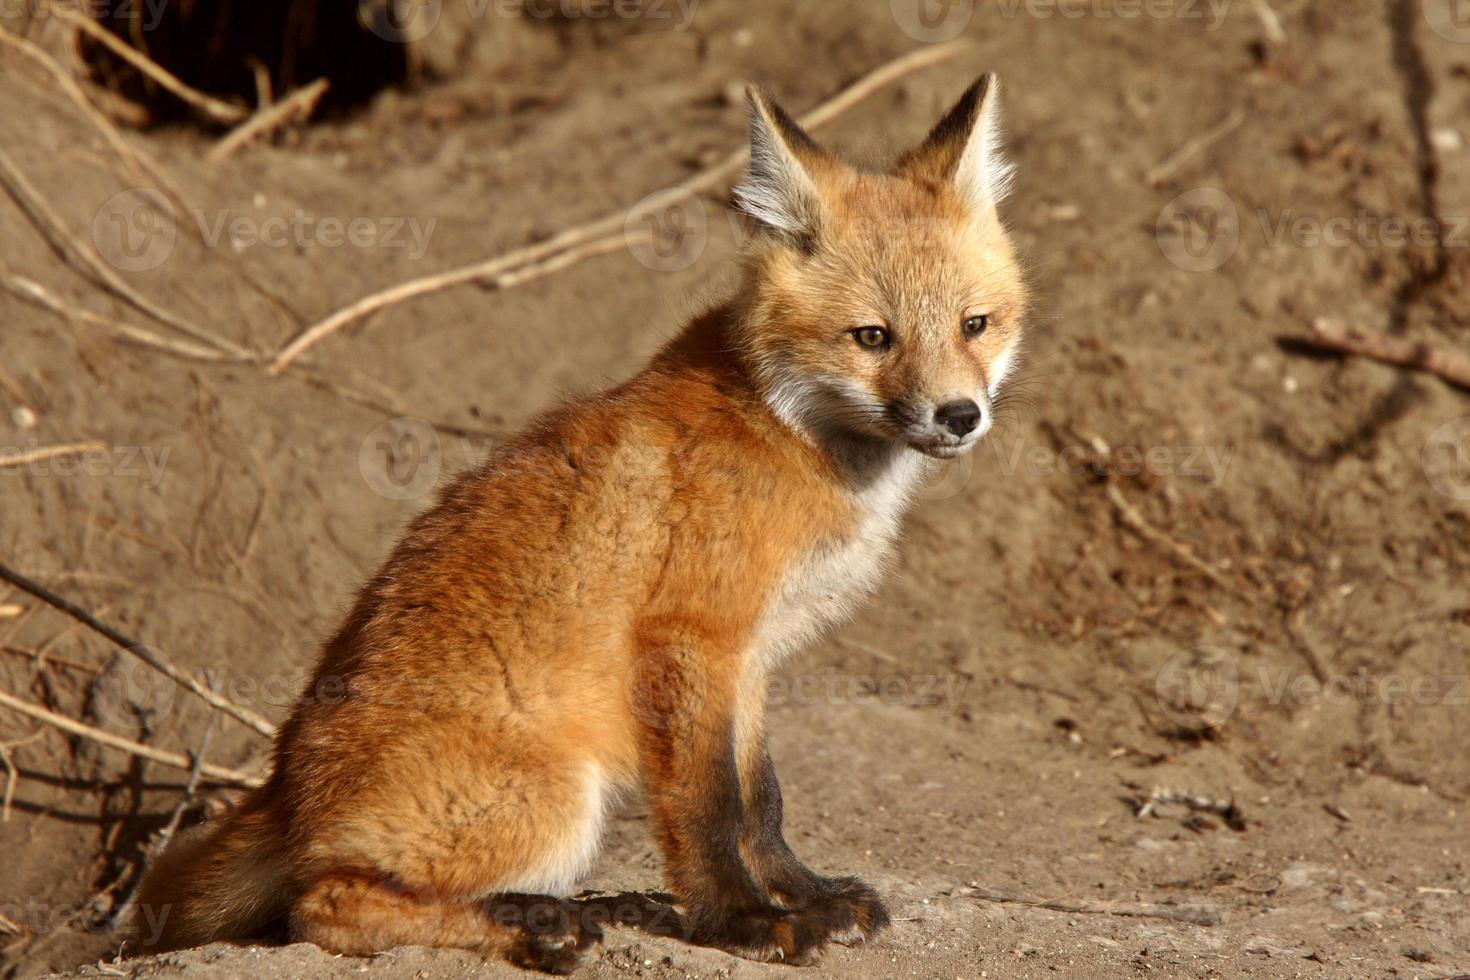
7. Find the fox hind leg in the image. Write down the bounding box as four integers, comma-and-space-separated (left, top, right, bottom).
290, 871, 592, 975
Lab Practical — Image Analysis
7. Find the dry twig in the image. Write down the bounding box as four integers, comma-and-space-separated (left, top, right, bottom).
208, 78, 329, 163
154, 715, 217, 850
1105, 482, 1254, 602
957, 885, 1223, 926
267, 39, 972, 374
2, 643, 95, 674
48, 5, 247, 125
0, 147, 249, 359
108, 718, 222, 930
0, 690, 261, 787
1, 729, 44, 822
0, 441, 106, 469
1281, 606, 1330, 683
1252, 0, 1288, 44
490, 228, 652, 290
0, 268, 250, 363
1146, 108, 1246, 187
1290, 318, 1470, 390
0, 24, 177, 201
0, 562, 276, 737
833, 636, 900, 666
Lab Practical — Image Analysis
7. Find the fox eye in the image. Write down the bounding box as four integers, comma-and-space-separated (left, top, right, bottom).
963, 315, 990, 338
852, 326, 891, 350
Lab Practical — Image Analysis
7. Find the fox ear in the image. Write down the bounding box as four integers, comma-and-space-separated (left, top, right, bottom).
898, 74, 1015, 210
733, 86, 829, 243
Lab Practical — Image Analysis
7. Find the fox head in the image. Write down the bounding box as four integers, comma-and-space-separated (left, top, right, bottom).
732, 75, 1026, 460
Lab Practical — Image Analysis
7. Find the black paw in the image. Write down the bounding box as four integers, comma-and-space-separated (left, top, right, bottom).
691, 904, 830, 965
809, 877, 890, 944
766, 874, 889, 944
510, 932, 587, 975
507, 908, 601, 975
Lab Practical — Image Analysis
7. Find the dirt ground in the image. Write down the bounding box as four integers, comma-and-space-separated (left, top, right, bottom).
2, 0, 1469, 977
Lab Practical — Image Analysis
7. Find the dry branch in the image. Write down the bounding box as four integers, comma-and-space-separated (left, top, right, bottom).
1282, 606, 1330, 683
958, 885, 1223, 926
0, 24, 177, 201
0, 689, 261, 787
0, 562, 276, 737
1146, 108, 1245, 187
1252, 0, 1288, 44
0, 441, 106, 469
1, 22, 315, 322
267, 39, 972, 374
49, 5, 247, 125
0, 147, 249, 359
106, 714, 219, 930
1292, 318, 1470, 390
209, 78, 330, 163
490, 228, 651, 290
1, 730, 43, 822
0, 268, 251, 363
154, 715, 217, 850
1105, 482, 1255, 602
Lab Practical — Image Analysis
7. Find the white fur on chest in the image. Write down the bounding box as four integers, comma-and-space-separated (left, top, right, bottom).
751, 451, 928, 666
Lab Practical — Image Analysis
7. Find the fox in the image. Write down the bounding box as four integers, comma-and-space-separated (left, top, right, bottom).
132, 74, 1027, 972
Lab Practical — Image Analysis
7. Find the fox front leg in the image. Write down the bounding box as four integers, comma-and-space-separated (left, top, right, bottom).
739, 743, 890, 943
630, 634, 840, 964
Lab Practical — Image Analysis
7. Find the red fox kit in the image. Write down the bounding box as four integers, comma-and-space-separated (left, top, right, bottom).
134, 75, 1026, 972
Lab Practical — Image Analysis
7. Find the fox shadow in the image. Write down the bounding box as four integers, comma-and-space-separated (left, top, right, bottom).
486, 889, 693, 945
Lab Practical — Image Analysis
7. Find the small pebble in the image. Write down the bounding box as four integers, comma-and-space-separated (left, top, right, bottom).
1430, 128, 1463, 152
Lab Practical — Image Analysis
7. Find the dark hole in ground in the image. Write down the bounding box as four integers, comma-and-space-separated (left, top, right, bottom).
84, 0, 412, 121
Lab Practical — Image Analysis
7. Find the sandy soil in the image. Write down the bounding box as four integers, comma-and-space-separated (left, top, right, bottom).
2, 1, 1469, 977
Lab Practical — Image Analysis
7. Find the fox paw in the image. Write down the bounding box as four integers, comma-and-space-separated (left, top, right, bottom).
507, 915, 599, 975
767, 874, 890, 945
804, 877, 890, 945
509, 932, 588, 975
692, 904, 841, 965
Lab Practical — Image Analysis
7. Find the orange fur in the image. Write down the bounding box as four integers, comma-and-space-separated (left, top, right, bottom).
133, 75, 1026, 972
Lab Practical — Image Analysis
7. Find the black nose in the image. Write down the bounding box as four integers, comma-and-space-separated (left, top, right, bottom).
934, 399, 982, 437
